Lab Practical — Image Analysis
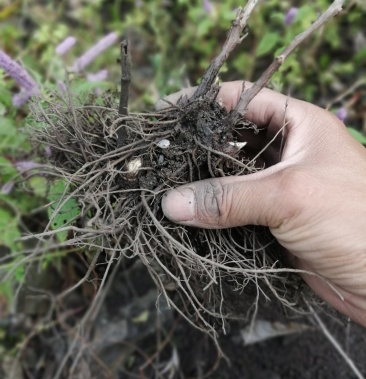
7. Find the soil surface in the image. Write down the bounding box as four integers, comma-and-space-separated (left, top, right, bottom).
3, 256, 363, 379
112, 263, 366, 379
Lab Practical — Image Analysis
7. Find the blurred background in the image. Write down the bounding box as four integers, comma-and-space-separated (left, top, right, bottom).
1, 1, 366, 378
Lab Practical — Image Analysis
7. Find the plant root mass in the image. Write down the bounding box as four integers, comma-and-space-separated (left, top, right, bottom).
29, 86, 304, 339
28, 0, 348, 339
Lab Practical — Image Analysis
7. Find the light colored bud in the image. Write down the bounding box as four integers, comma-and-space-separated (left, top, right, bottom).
228, 141, 247, 149
156, 139, 170, 149
127, 157, 142, 173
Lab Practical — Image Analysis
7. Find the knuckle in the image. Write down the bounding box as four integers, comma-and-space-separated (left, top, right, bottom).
196, 179, 233, 227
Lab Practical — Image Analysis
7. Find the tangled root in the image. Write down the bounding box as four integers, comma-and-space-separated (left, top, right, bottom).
27, 86, 306, 340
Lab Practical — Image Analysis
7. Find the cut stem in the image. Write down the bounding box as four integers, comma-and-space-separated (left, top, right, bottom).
192, 0, 258, 100
235, 0, 345, 115
117, 40, 131, 146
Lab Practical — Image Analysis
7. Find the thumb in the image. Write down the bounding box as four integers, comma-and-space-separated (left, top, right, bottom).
161, 165, 300, 229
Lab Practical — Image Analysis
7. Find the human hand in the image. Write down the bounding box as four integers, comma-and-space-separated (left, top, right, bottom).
159, 81, 366, 326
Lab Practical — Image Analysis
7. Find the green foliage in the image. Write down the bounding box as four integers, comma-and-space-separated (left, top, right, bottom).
47, 180, 80, 242
256, 32, 281, 57
0, 207, 20, 250
348, 128, 366, 145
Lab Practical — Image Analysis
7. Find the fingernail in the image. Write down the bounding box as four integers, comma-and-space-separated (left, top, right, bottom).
162, 188, 195, 222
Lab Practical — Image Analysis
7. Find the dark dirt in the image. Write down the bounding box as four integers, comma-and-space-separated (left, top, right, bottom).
171, 320, 366, 379
106, 262, 366, 379
2, 245, 365, 379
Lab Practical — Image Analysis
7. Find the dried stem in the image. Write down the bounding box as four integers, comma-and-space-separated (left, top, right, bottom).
235, 0, 345, 115
192, 0, 258, 100
117, 39, 131, 146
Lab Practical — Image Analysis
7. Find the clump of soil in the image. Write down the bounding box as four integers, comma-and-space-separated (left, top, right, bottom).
28, 79, 304, 340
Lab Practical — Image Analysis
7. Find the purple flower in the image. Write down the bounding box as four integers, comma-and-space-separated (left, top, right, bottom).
284, 7, 298, 26
12, 90, 34, 107
57, 80, 67, 92
15, 160, 41, 173
45, 146, 52, 157
335, 107, 347, 122
0, 50, 37, 91
1, 181, 14, 195
86, 69, 108, 82
72, 32, 118, 72
56, 36, 77, 56
203, 0, 213, 14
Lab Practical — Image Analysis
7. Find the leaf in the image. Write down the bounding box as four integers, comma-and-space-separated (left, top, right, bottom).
0, 157, 17, 179
296, 5, 315, 24
269, 11, 286, 24
0, 85, 13, 108
0, 282, 12, 303
0, 116, 27, 151
0, 103, 5, 116
0, 116, 17, 137
15, 265, 25, 282
256, 32, 280, 57
347, 128, 366, 145
70, 80, 110, 97
132, 310, 149, 324
47, 180, 80, 242
197, 19, 212, 37
0, 207, 20, 250
28, 176, 48, 197
355, 47, 366, 64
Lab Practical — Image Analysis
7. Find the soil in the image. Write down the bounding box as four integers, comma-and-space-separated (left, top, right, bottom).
3, 256, 365, 379
103, 262, 366, 379
173, 321, 366, 379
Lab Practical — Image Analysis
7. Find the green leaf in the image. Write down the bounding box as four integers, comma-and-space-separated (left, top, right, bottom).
197, 19, 212, 37
28, 177, 48, 197
347, 128, 366, 145
47, 180, 80, 242
0, 207, 20, 250
132, 310, 149, 324
70, 79, 110, 97
0, 103, 6, 116
15, 265, 25, 282
355, 47, 366, 64
0, 116, 17, 137
296, 5, 315, 24
269, 11, 285, 24
256, 32, 280, 57
0, 85, 13, 108
0, 116, 27, 152
0, 282, 12, 302
0, 156, 17, 178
